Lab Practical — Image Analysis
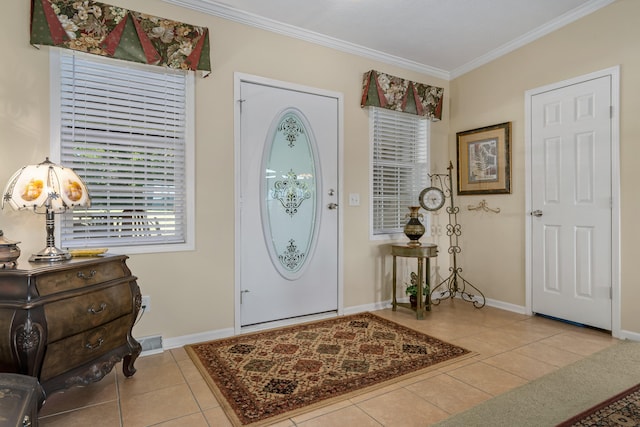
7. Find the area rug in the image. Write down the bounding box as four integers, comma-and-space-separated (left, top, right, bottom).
557, 383, 640, 426
186, 312, 472, 426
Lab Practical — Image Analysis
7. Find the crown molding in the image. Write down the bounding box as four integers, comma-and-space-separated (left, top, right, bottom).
162, 0, 450, 80
450, 0, 616, 79
165, 0, 614, 81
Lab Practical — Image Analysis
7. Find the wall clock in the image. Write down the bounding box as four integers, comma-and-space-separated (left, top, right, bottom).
419, 187, 445, 211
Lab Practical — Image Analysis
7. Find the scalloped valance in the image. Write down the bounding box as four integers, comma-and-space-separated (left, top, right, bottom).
30, 0, 211, 74
360, 70, 443, 120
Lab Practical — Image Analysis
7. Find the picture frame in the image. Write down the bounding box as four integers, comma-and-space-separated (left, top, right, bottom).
456, 122, 511, 195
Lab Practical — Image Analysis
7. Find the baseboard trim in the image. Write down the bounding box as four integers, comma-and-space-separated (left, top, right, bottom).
155, 297, 619, 353
158, 304, 389, 351
160, 327, 235, 351
484, 297, 527, 314
619, 329, 640, 341
342, 300, 390, 315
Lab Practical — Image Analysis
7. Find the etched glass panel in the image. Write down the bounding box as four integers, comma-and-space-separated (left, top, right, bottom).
262, 109, 319, 279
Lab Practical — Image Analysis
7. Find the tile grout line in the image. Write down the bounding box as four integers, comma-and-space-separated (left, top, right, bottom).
115, 365, 124, 427
172, 348, 214, 426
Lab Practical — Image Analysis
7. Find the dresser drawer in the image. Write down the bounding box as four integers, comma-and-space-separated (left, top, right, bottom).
40, 315, 133, 381
44, 282, 133, 342
35, 260, 127, 296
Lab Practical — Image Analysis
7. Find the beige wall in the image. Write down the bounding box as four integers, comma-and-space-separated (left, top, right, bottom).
0, 1, 450, 341
450, 0, 640, 335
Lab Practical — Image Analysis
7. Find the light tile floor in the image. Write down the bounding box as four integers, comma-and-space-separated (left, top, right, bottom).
38, 301, 619, 426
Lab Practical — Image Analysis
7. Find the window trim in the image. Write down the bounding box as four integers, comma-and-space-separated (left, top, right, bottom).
368, 107, 430, 241
49, 50, 196, 254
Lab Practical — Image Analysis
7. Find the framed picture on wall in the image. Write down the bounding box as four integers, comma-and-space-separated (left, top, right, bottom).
456, 122, 511, 195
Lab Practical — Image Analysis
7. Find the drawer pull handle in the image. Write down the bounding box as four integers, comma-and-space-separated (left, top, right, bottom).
85, 337, 104, 350
88, 303, 107, 314
77, 270, 97, 280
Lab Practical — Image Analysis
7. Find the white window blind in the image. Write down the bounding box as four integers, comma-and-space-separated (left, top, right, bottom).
55, 52, 192, 250
370, 107, 429, 235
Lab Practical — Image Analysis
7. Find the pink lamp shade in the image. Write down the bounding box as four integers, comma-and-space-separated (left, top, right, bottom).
2, 158, 90, 262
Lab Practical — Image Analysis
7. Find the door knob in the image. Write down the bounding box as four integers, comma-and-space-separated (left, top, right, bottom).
531, 210, 543, 217
327, 203, 338, 210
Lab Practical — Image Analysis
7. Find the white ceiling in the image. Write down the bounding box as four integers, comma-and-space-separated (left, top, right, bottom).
167, 0, 615, 79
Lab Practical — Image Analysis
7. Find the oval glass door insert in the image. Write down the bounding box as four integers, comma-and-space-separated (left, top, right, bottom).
261, 108, 320, 280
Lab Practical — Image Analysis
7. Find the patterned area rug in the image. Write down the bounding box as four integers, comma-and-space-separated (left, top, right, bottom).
186, 312, 472, 426
557, 383, 640, 426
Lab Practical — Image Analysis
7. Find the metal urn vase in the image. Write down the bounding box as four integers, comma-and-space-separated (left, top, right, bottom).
0, 230, 20, 268
403, 206, 425, 247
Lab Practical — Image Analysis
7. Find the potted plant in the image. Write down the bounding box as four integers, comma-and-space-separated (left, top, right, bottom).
405, 272, 428, 308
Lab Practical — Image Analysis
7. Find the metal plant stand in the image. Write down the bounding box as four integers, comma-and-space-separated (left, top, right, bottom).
429, 162, 486, 308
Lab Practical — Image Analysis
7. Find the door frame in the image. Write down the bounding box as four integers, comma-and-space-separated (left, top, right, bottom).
524, 66, 620, 337
233, 72, 344, 334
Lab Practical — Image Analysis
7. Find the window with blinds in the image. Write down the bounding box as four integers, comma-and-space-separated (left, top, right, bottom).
370, 107, 429, 236
52, 51, 194, 252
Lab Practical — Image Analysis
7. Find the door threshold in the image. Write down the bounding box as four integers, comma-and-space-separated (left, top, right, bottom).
535, 313, 611, 334
240, 310, 338, 334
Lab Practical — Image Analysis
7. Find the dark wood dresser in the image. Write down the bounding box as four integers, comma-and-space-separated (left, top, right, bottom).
0, 255, 141, 397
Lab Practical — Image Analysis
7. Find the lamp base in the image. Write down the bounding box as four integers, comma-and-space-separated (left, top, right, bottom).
29, 246, 71, 262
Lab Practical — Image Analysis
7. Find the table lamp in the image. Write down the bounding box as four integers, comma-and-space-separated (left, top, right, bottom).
2, 158, 90, 262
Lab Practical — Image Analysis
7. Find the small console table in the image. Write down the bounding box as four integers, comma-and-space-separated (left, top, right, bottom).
391, 244, 438, 319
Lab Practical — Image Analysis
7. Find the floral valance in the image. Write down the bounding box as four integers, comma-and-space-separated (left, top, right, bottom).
361, 70, 443, 120
30, 0, 211, 74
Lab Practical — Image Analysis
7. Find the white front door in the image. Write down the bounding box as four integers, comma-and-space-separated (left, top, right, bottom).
529, 74, 613, 330
236, 74, 341, 328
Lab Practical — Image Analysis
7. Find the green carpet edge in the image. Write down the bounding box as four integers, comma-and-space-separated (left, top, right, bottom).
434, 340, 640, 427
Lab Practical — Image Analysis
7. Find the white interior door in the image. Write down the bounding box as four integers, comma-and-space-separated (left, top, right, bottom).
530, 75, 612, 330
236, 76, 340, 328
